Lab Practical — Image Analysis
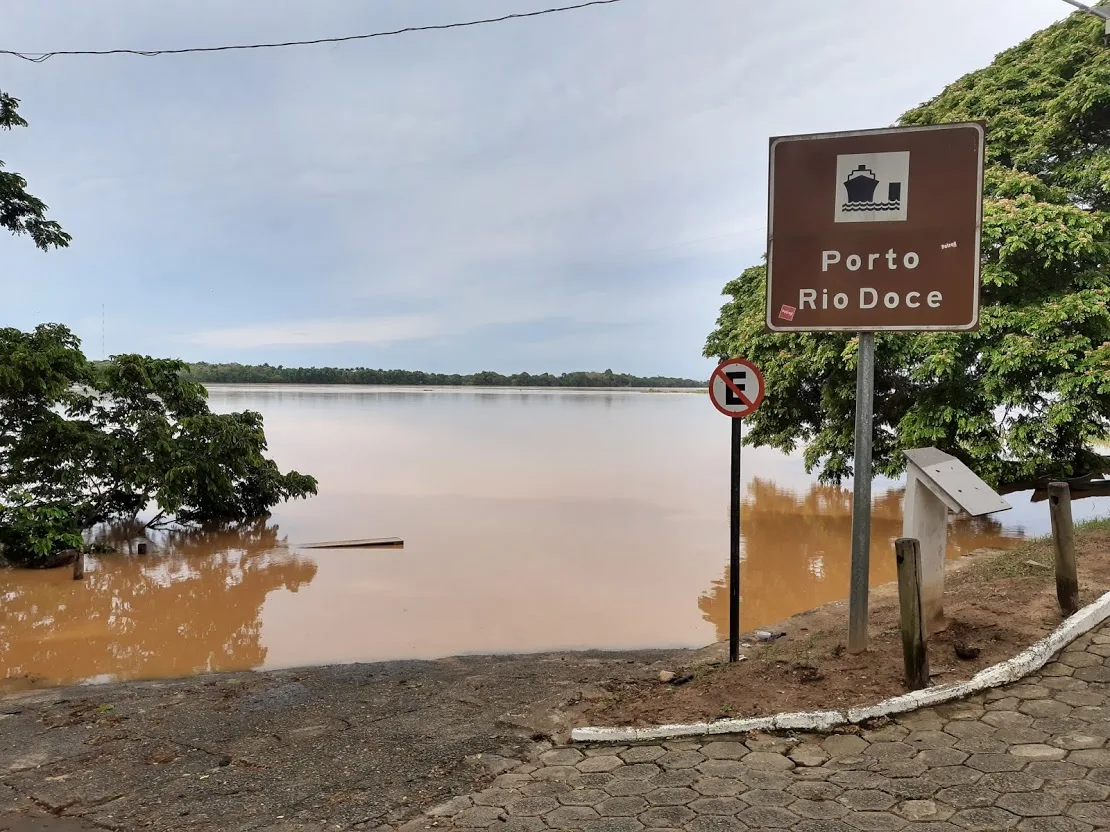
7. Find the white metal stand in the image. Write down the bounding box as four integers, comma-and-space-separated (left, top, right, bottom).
902, 448, 1012, 636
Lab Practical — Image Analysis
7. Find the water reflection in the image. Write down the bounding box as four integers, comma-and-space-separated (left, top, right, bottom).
2, 387, 1105, 690
208, 385, 679, 409
697, 479, 1023, 641
0, 520, 316, 691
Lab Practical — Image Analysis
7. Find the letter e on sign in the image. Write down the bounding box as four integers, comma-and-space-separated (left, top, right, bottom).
710, 358, 765, 418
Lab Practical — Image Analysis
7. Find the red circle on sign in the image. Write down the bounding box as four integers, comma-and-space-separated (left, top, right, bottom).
709, 357, 765, 418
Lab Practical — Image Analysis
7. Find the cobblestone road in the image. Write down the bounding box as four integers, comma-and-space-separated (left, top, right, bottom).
413, 623, 1110, 832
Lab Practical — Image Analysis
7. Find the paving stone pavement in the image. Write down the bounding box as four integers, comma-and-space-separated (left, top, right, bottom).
410, 623, 1110, 832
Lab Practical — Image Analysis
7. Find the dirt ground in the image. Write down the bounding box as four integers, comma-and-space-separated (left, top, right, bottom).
577, 525, 1110, 728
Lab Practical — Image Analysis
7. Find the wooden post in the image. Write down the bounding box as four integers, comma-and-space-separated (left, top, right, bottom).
72, 550, 84, 580
895, 537, 929, 690
1048, 482, 1079, 616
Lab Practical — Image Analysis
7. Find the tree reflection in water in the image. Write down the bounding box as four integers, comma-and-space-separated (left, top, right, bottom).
697, 479, 1023, 642
0, 519, 317, 690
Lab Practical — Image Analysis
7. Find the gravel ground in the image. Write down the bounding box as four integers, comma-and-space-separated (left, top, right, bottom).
0, 648, 689, 832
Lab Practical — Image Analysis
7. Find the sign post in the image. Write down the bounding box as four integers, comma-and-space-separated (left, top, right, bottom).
849, 331, 875, 653
709, 357, 765, 662
765, 122, 985, 654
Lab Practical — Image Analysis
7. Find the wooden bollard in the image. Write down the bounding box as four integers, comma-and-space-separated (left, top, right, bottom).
1048, 482, 1080, 616
895, 537, 930, 690
72, 550, 84, 580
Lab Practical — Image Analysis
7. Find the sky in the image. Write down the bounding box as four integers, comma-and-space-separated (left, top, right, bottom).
1, 0, 1073, 378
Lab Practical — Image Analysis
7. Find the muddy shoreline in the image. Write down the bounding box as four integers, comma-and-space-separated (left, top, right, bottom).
582, 528, 1110, 727
4, 532, 1109, 830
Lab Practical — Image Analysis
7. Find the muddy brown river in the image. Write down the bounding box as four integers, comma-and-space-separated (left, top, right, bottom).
3, 385, 1108, 691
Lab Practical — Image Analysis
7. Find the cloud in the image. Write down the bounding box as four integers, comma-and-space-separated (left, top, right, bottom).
184, 266, 695, 348
186, 315, 441, 349
2, 0, 1072, 375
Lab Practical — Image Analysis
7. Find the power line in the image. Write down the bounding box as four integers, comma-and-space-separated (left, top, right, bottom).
1, 0, 629, 63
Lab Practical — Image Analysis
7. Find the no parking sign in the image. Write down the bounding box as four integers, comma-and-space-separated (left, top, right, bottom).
708, 358, 765, 419
709, 357, 765, 664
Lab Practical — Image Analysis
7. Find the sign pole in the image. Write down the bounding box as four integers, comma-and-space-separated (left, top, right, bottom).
709, 357, 765, 664
729, 416, 742, 662
848, 331, 876, 654
763, 122, 985, 655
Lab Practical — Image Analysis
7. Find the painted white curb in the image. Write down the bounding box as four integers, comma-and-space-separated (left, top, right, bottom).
571, 590, 1110, 744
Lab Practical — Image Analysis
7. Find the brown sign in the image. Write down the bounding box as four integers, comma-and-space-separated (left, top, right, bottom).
765, 123, 984, 332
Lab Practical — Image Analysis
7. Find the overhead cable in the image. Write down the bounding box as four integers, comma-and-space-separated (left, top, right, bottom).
2, 0, 628, 63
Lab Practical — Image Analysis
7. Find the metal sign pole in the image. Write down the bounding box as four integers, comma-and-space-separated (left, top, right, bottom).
763, 123, 985, 654
729, 417, 742, 662
710, 357, 764, 664
848, 331, 876, 654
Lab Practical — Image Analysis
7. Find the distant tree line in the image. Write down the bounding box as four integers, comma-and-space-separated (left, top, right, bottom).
181, 363, 706, 389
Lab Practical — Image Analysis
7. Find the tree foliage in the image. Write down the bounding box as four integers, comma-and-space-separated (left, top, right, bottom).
0, 325, 318, 566
0, 92, 314, 566
705, 13, 1110, 491
182, 362, 705, 388
0, 91, 70, 250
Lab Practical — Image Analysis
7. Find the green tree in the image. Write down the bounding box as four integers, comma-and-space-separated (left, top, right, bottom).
0, 325, 318, 566
0, 94, 315, 566
1, 91, 70, 250
705, 12, 1110, 491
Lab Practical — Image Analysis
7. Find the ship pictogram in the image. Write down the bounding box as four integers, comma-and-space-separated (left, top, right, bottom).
841, 164, 902, 213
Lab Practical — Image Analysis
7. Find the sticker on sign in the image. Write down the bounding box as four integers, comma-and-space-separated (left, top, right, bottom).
709, 358, 765, 418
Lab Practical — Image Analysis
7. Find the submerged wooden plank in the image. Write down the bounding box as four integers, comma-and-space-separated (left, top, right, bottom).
297, 537, 404, 550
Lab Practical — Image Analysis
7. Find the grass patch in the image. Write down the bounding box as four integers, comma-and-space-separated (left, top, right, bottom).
958, 520, 1110, 582
959, 540, 1053, 582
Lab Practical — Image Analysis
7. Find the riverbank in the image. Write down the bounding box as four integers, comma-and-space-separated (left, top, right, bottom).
577, 521, 1110, 729
201, 383, 706, 392
0, 646, 691, 830
3, 527, 1109, 830
180, 363, 708, 390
